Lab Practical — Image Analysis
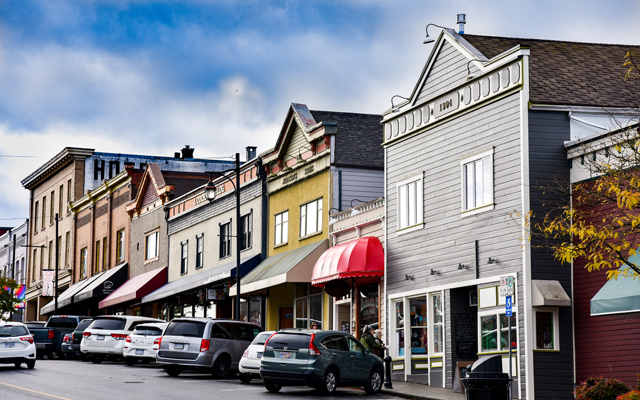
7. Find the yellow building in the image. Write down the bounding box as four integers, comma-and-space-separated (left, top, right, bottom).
231, 103, 383, 331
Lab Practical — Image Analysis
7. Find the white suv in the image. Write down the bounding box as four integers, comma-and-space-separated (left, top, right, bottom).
0, 321, 36, 369
123, 322, 168, 366
81, 316, 164, 363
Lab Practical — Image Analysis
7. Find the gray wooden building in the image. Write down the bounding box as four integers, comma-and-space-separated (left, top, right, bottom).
378, 27, 636, 399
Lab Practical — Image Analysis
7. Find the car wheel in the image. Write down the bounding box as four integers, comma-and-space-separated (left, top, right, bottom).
49, 351, 60, 360
80, 354, 90, 362
90, 356, 103, 364
125, 358, 135, 366
364, 368, 383, 394
164, 365, 182, 377
239, 373, 253, 384
319, 369, 338, 395
14, 362, 21, 368
265, 383, 282, 393
212, 355, 230, 378
26, 360, 35, 369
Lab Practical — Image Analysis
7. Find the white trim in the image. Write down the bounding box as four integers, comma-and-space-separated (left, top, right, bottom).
477, 308, 518, 353
533, 307, 560, 351
590, 308, 640, 317
395, 172, 424, 232
460, 147, 495, 217
520, 54, 533, 400
383, 146, 389, 348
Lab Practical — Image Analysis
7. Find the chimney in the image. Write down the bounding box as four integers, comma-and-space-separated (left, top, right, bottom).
457, 14, 466, 34
246, 146, 257, 161
181, 145, 195, 159
174, 152, 181, 159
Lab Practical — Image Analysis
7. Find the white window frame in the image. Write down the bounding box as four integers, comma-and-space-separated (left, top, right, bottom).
180, 241, 188, 275
195, 234, 204, 270
460, 148, 495, 216
396, 172, 424, 235
274, 211, 288, 247
478, 308, 518, 354
299, 198, 323, 239
533, 307, 560, 351
80, 247, 87, 278
430, 292, 444, 355
391, 299, 406, 358
145, 230, 159, 261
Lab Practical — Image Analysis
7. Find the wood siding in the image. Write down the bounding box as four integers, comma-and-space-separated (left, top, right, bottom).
417, 40, 478, 103
337, 167, 384, 211
528, 111, 575, 399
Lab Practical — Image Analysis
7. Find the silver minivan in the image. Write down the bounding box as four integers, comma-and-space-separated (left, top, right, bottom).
156, 318, 263, 378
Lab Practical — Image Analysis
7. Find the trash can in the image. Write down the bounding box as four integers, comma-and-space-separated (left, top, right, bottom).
460, 355, 512, 400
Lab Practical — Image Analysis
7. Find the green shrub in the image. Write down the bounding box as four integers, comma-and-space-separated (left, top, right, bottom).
575, 377, 631, 400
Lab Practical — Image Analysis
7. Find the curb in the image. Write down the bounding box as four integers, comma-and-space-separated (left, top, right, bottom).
381, 388, 452, 400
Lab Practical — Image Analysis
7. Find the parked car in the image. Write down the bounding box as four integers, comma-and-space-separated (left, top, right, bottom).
238, 330, 275, 383
30, 315, 89, 360
0, 321, 36, 369
156, 318, 263, 378
81, 316, 164, 363
61, 333, 73, 359
64, 318, 94, 360
23, 321, 46, 332
260, 329, 384, 395
123, 322, 168, 366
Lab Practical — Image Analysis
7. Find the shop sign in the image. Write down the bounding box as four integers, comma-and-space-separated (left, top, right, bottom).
207, 289, 225, 300
194, 193, 207, 205
102, 280, 114, 295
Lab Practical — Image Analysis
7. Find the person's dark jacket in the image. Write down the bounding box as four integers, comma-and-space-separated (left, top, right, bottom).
360, 331, 383, 350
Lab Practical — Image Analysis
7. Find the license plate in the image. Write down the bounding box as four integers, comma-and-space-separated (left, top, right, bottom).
279, 351, 291, 359
257, 352, 263, 358
174, 344, 184, 350
135, 349, 144, 356
97, 336, 105, 341
4, 343, 15, 348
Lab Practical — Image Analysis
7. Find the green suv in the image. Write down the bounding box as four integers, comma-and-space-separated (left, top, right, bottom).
260, 329, 384, 395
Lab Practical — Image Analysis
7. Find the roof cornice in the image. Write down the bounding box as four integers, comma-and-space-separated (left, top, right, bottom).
21, 147, 94, 190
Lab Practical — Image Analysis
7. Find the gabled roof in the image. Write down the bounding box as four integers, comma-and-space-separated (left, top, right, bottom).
462, 34, 639, 109
310, 110, 383, 169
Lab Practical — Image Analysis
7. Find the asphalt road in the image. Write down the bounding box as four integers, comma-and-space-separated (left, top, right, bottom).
0, 359, 401, 400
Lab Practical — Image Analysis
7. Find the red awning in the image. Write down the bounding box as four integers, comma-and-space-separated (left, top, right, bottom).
311, 237, 384, 287
99, 266, 167, 309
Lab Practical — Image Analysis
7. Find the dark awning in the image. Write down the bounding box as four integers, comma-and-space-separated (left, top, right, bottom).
591, 265, 640, 316
141, 254, 261, 304
73, 263, 129, 303
99, 266, 167, 309
40, 274, 103, 315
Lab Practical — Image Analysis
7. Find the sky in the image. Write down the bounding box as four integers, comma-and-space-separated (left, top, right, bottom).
1, 0, 639, 224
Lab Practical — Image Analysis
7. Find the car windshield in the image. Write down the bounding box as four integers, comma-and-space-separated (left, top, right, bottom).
267, 333, 311, 351
89, 318, 126, 331
75, 319, 93, 332
46, 317, 79, 329
164, 321, 206, 338
0, 326, 29, 337
132, 326, 164, 336
252, 332, 273, 345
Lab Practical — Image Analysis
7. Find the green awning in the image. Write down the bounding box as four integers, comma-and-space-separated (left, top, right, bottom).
230, 239, 328, 296
591, 265, 640, 316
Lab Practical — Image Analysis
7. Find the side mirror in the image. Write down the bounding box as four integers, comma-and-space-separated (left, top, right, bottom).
364, 347, 371, 354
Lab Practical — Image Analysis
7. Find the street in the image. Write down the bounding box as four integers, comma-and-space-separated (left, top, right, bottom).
0, 360, 402, 400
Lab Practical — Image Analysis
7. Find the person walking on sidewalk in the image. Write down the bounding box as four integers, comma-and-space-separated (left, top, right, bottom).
360, 325, 385, 359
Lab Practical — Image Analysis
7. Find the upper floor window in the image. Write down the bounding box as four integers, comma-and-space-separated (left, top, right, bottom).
145, 230, 159, 260
220, 222, 231, 258
41, 196, 47, 230
50, 190, 55, 224
59, 185, 64, 220
461, 149, 494, 215
95, 240, 101, 273
240, 213, 252, 251
80, 247, 88, 278
196, 235, 204, 269
34, 201, 39, 233
67, 179, 72, 207
116, 229, 125, 263
274, 211, 288, 246
396, 173, 423, 233
181, 241, 188, 275
300, 198, 322, 238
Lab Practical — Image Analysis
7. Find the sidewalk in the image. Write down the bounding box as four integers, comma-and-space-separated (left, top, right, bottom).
381, 380, 465, 400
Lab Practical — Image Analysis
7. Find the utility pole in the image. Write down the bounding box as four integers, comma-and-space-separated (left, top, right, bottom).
54, 213, 59, 315
234, 153, 241, 321
9, 232, 16, 321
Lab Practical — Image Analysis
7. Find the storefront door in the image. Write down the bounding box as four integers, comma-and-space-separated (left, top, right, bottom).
279, 306, 293, 329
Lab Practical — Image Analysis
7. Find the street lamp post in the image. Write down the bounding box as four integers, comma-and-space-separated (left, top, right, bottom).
205, 153, 242, 321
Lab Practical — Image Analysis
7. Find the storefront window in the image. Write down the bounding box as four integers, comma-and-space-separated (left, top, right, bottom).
432, 293, 443, 354
295, 284, 322, 329
183, 305, 193, 318
536, 311, 554, 349
194, 304, 205, 318
206, 302, 216, 318
394, 301, 405, 357
359, 284, 379, 334
310, 293, 322, 329
240, 297, 263, 326
500, 313, 517, 350
409, 298, 427, 354
481, 315, 498, 352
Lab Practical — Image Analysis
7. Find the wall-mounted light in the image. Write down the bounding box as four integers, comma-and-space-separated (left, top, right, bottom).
390, 95, 410, 113
423, 23, 450, 44
405, 274, 414, 280
328, 207, 340, 226
430, 269, 438, 275
458, 263, 466, 270
487, 257, 496, 264
466, 59, 480, 81
350, 199, 367, 217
